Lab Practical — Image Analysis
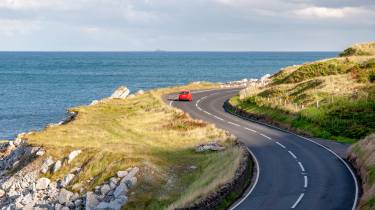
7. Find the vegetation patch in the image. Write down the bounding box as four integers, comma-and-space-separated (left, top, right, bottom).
24, 82, 246, 209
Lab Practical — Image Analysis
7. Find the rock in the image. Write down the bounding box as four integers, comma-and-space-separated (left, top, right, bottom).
69, 167, 81, 174
195, 142, 225, 152
67, 150, 82, 163
136, 89, 144, 95
91, 100, 99, 105
101, 184, 111, 195
36, 177, 51, 190
125, 177, 137, 188
108, 195, 128, 209
110, 86, 130, 99
61, 207, 70, 210
36, 149, 45, 156
58, 189, 73, 204
127, 94, 135, 98
40, 156, 54, 174
0, 189, 5, 197
53, 160, 62, 173
14, 138, 22, 146
60, 174, 75, 187
74, 199, 82, 207
21, 193, 34, 205
86, 191, 99, 209
113, 183, 128, 198
55, 203, 62, 210
117, 171, 128, 178
96, 202, 110, 209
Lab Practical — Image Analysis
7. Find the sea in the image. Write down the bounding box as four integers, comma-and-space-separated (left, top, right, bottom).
0, 51, 337, 139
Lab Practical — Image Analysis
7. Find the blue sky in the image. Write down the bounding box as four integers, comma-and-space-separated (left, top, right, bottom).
0, 0, 374, 51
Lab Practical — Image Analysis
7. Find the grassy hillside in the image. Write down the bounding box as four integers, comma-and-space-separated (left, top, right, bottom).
349, 134, 375, 210
340, 42, 375, 57
234, 42, 375, 143
24, 82, 246, 209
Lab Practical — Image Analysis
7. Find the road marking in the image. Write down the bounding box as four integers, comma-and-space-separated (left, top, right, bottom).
169, 101, 173, 106
260, 133, 271, 140
275, 141, 286, 149
304, 175, 308, 188
288, 151, 297, 159
298, 162, 305, 172
228, 121, 240, 127
214, 116, 224, 121
244, 127, 257, 133
229, 146, 260, 210
197, 107, 202, 111
291, 193, 305, 209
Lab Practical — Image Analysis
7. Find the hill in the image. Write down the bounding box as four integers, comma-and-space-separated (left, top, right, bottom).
231, 42, 375, 143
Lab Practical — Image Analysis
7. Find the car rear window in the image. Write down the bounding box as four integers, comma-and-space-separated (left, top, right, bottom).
180, 91, 189, 94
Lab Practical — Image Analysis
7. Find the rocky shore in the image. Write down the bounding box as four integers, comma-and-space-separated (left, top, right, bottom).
0, 137, 139, 210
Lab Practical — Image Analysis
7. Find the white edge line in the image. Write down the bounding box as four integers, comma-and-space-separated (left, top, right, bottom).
298, 161, 305, 172
214, 116, 224, 121
169, 101, 173, 106
226, 109, 359, 210
291, 193, 305, 209
229, 147, 260, 210
288, 151, 297, 159
304, 175, 308, 188
275, 141, 286, 149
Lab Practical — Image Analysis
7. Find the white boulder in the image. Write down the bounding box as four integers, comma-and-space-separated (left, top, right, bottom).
110, 86, 130, 99
36, 177, 50, 190
67, 150, 81, 163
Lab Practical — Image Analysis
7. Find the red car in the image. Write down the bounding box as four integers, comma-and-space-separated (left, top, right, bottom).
178, 90, 193, 101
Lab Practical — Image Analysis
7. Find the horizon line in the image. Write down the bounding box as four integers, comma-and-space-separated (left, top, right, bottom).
0, 50, 340, 53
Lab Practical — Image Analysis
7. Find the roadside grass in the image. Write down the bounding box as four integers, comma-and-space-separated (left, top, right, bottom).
237, 47, 375, 143
24, 82, 245, 209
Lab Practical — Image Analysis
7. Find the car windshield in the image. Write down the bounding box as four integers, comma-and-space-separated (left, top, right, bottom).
180, 91, 189, 94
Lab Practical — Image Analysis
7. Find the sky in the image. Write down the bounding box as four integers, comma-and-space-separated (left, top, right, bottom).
0, 0, 374, 51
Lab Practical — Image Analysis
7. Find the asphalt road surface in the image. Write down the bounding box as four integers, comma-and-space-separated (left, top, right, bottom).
169, 89, 358, 210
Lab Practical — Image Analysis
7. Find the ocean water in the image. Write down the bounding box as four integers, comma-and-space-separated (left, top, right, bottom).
0, 51, 337, 139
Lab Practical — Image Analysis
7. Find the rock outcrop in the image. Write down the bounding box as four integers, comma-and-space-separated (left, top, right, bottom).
0, 140, 139, 210
195, 142, 225, 152
110, 86, 130, 99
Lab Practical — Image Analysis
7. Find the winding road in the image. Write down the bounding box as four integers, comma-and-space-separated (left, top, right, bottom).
169, 88, 358, 210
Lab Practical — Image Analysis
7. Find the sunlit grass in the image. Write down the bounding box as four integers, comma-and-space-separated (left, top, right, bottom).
23, 82, 244, 209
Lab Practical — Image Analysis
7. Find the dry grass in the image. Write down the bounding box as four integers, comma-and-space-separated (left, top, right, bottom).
23, 82, 243, 209
340, 42, 375, 57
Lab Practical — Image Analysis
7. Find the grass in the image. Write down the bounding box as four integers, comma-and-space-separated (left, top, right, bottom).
23, 82, 246, 209
339, 42, 375, 57
235, 46, 375, 143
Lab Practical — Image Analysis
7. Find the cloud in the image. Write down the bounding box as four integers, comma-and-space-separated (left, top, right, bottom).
294, 6, 363, 18
0, 19, 40, 36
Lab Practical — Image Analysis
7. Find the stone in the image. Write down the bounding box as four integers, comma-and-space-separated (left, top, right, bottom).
113, 183, 128, 198
136, 89, 144, 95
125, 177, 137, 188
40, 156, 54, 174
91, 100, 99, 105
58, 189, 73, 204
21, 193, 34, 205
117, 171, 128, 178
55, 203, 62, 210
96, 202, 110, 209
127, 94, 135, 98
67, 150, 82, 163
74, 199, 82, 207
36, 149, 45, 156
85, 191, 99, 210
61, 207, 70, 210
108, 195, 128, 209
53, 160, 62, 173
14, 138, 22, 146
195, 142, 225, 152
60, 174, 75, 187
0, 189, 5, 197
109, 86, 130, 99
36, 178, 51, 190
100, 184, 111, 195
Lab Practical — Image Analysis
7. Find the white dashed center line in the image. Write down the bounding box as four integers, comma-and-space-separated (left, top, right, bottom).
291, 193, 305, 209
228, 121, 241, 127
288, 151, 297, 159
214, 116, 224, 121
298, 161, 305, 172
260, 133, 272, 140
275, 141, 286, 149
304, 175, 308, 188
244, 127, 257, 133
